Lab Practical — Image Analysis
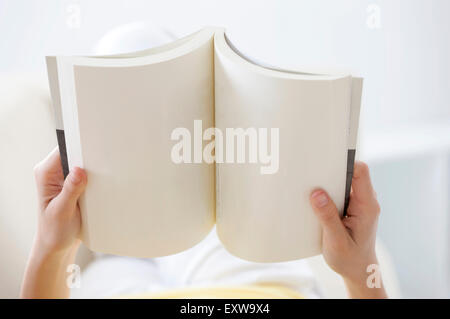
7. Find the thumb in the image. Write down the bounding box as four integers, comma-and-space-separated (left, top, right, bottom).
54, 167, 87, 212
310, 189, 347, 241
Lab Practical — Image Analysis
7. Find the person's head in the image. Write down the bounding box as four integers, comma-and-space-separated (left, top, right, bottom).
93, 21, 176, 55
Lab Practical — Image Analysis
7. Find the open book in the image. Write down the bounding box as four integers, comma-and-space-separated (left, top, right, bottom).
46, 27, 362, 263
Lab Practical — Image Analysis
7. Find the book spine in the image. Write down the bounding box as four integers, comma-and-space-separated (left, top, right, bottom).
56, 129, 69, 178
344, 149, 356, 216
46, 56, 69, 178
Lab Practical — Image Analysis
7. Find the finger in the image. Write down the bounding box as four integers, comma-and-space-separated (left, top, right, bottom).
310, 189, 348, 242
34, 147, 63, 187
351, 161, 376, 203
53, 167, 87, 213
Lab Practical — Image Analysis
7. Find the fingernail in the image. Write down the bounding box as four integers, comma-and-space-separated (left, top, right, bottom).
311, 190, 329, 208
70, 168, 82, 185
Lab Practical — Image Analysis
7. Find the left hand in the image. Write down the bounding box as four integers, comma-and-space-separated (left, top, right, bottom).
33, 147, 87, 255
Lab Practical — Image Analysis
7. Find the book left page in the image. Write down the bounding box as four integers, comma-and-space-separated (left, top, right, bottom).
50, 28, 216, 257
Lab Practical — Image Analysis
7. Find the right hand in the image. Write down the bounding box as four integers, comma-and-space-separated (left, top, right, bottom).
309, 161, 386, 298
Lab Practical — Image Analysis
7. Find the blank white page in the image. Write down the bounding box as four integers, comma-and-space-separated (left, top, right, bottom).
214, 31, 352, 262
63, 30, 216, 257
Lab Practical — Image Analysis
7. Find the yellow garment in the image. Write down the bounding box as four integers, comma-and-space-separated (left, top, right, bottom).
120, 285, 304, 299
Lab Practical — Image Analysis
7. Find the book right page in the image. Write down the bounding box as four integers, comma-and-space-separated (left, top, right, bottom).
214, 31, 353, 262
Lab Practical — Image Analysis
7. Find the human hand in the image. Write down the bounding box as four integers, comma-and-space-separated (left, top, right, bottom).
310, 161, 386, 298
21, 147, 87, 298
33, 147, 87, 255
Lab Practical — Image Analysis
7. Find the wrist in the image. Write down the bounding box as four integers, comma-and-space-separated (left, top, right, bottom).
21, 236, 79, 299
35, 224, 81, 254
340, 250, 378, 281
341, 257, 387, 299
31, 236, 80, 267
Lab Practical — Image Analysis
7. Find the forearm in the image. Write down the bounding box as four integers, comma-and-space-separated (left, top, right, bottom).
21, 239, 80, 299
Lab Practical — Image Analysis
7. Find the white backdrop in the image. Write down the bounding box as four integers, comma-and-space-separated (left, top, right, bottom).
1, 0, 450, 131
1, 0, 449, 298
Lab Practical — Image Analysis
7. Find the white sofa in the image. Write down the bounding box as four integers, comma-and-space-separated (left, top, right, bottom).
0, 74, 401, 298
